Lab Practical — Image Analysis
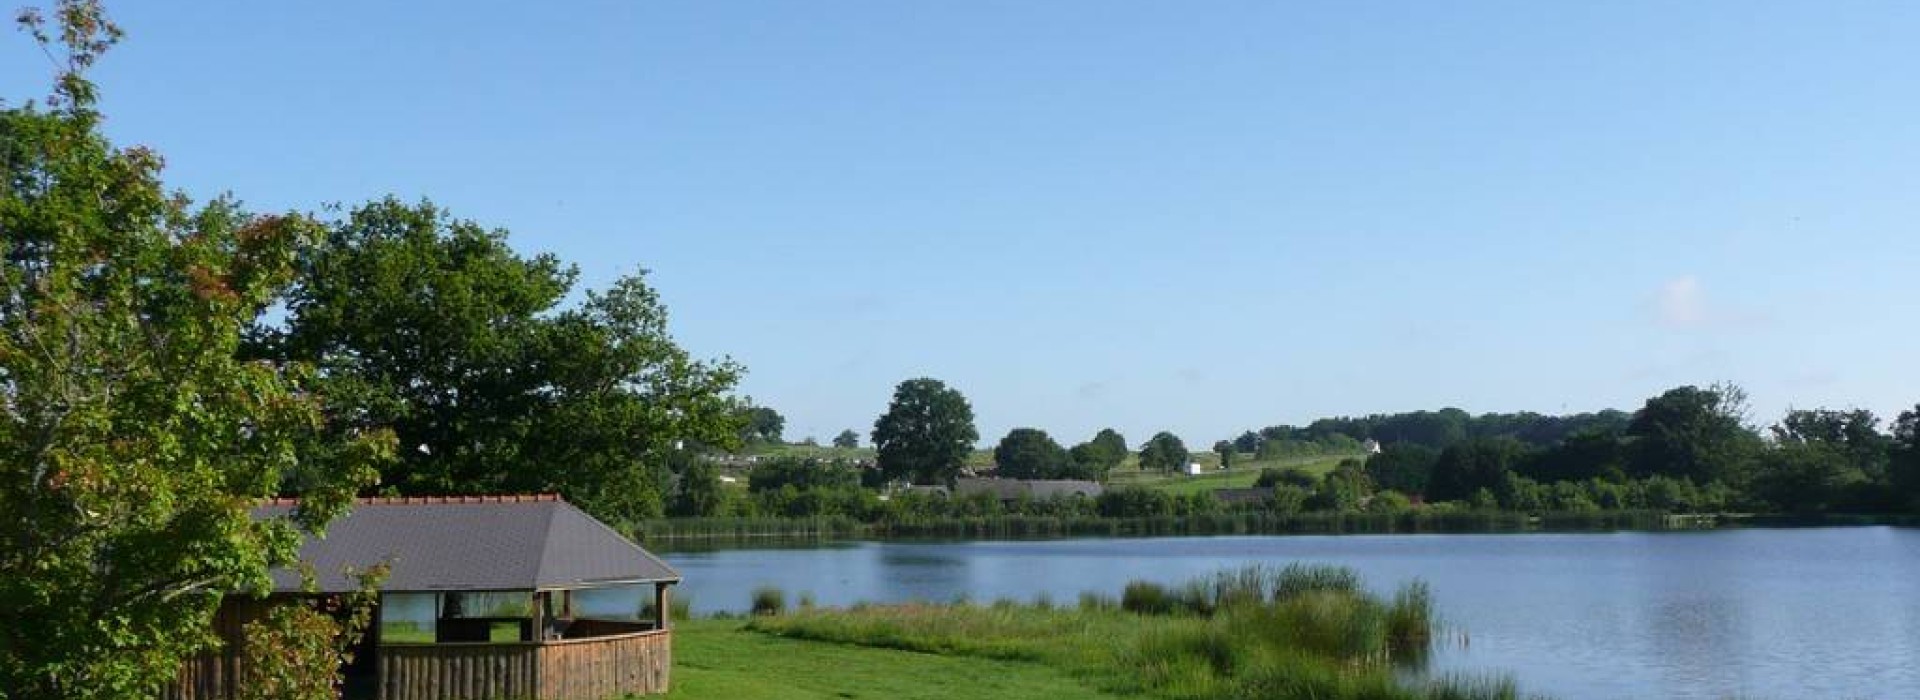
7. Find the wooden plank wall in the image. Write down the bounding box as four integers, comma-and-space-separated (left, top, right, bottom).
162, 598, 272, 700
378, 644, 539, 700
537, 631, 671, 699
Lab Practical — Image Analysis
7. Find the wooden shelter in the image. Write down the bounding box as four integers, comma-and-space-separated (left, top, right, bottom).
168, 495, 679, 700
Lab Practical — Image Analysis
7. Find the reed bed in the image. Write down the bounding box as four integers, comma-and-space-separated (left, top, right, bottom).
746, 565, 1536, 700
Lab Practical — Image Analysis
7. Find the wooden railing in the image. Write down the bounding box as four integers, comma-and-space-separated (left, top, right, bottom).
378, 629, 670, 700
538, 629, 671, 699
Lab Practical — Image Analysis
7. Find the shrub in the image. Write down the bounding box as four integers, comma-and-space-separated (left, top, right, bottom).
1122, 580, 1176, 615
751, 586, 786, 616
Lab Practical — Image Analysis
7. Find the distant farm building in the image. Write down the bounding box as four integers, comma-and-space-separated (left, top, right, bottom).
1364, 439, 1383, 454
954, 478, 1104, 503
1212, 487, 1274, 506
1184, 462, 1204, 476
168, 495, 679, 700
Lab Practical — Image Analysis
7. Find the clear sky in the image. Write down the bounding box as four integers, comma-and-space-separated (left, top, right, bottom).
6, 1, 1917, 447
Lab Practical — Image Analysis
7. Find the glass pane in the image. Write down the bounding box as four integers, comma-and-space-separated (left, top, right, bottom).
380, 593, 437, 644
489, 620, 524, 642
573, 585, 648, 621
443, 591, 532, 618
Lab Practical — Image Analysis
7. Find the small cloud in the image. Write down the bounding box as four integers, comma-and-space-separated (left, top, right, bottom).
1177, 368, 1205, 384
1075, 381, 1111, 401
1645, 275, 1767, 330
1655, 275, 1707, 328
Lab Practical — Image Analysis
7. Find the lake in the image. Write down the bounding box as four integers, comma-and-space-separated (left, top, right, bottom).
659, 527, 1920, 700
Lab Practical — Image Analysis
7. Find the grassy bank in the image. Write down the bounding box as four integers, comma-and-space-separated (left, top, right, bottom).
668, 618, 1120, 699
1110, 454, 1358, 494
740, 565, 1538, 700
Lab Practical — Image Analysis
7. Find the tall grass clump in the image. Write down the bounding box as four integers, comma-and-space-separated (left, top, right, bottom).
1273, 563, 1363, 599
1387, 579, 1435, 653
750, 564, 1516, 700
750, 586, 786, 616
1122, 580, 1176, 615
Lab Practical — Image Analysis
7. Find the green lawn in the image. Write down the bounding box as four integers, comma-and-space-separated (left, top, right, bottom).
1108, 454, 1360, 496
667, 619, 1121, 700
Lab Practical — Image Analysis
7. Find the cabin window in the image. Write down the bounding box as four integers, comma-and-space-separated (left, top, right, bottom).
379, 593, 438, 644
573, 584, 648, 621
442, 591, 533, 619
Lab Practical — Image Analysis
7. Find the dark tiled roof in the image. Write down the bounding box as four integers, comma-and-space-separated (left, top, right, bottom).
1212, 487, 1273, 505
255, 496, 679, 593
954, 478, 1103, 501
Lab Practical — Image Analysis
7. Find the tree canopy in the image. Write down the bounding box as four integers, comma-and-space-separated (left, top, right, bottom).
247, 199, 743, 522
2, 4, 392, 695
994, 428, 1072, 480
1624, 383, 1759, 485
832, 429, 860, 449
1138, 432, 1191, 473
871, 378, 978, 485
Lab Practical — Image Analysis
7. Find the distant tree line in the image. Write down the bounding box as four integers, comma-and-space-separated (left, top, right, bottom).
1228, 409, 1629, 455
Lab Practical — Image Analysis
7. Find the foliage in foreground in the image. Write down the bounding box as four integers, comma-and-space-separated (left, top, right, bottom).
1, 3, 391, 698
747, 566, 1539, 700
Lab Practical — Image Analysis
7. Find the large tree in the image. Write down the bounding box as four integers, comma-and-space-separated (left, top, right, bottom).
740, 405, 785, 444
1426, 438, 1527, 503
832, 429, 860, 449
1212, 440, 1237, 470
1891, 406, 1920, 511
247, 198, 743, 521
1138, 431, 1190, 473
1365, 444, 1440, 496
870, 378, 977, 485
1, 4, 391, 696
1624, 383, 1761, 486
994, 428, 1071, 480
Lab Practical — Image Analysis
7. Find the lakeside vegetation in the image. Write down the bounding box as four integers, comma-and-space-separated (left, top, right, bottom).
724, 565, 1538, 700
668, 618, 1122, 700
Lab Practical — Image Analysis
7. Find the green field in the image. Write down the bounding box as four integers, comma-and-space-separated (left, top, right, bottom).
666, 618, 1120, 700
1108, 454, 1361, 496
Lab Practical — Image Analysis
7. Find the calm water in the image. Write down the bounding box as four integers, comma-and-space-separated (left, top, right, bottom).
659, 527, 1920, 700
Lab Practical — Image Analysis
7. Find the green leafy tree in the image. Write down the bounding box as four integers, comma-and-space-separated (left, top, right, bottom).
1427, 438, 1528, 503
1889, 406, 1920, 511
994, 428, 1071, 480
1138, 431, 1190, 473
1771, 408, 1890, 479
1310, 460, 1374, 511
1, 5, 392, 696
870, 378, 978, 485
1212, 440, 1236, 470
669, 460, 726, 517
1232, 430, 1263, 454
1625, 383, 1761, 486
249, 199, 743, 521
1091, 428, 1129, 466
832, 429, 860, 449
748, 456, 862, 492
740, 405, 785, 444
1365, 444, 1440, 495
1067, 428, 1128, 480
1520, 429, 1627, 484
1750, 443, 1865, 514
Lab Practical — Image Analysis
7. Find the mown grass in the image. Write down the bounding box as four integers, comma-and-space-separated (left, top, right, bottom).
1109, 454, 1357, 496
666, 618, 1122, 700
744, 565, 1541, 700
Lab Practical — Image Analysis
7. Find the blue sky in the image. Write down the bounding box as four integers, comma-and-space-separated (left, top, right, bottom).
6, 1, 1917, 446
